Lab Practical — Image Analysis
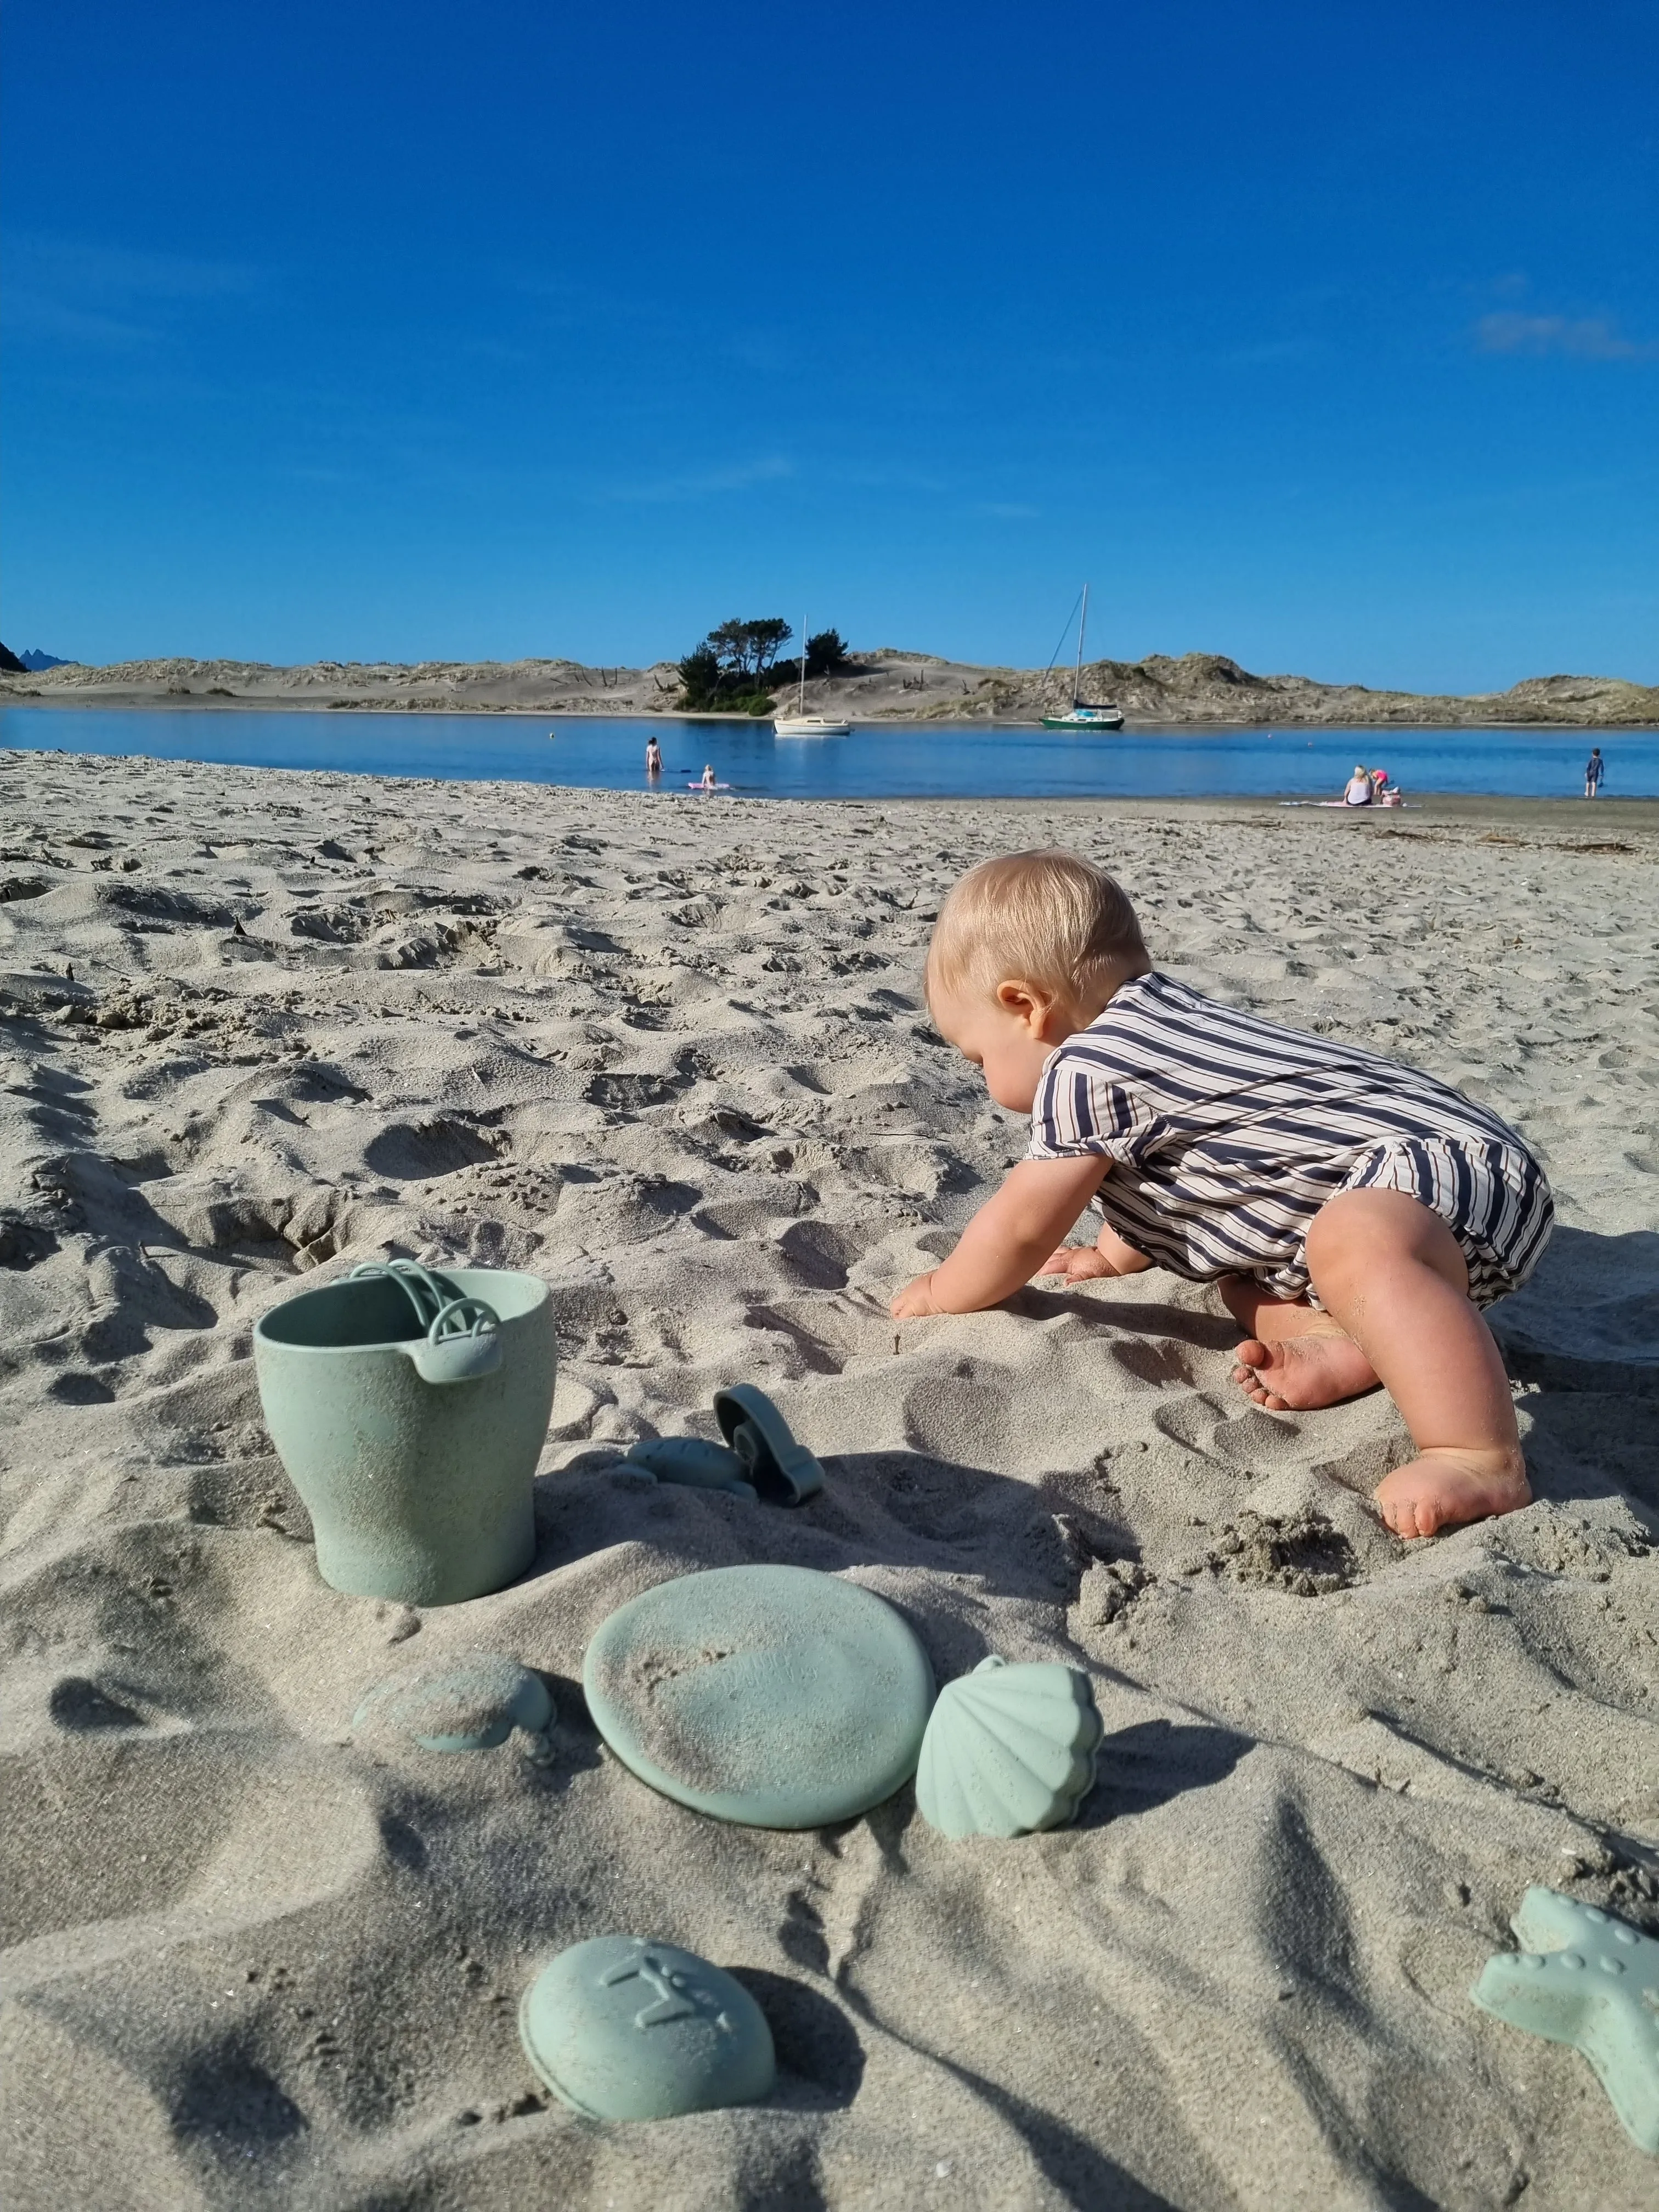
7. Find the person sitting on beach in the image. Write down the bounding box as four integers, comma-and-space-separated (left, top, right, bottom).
646, 737, 663, 777
1342, 764, 1374, 806
1584, 747, 1604, 799
890, 850, 1553, 1539
699, 763, 717, 790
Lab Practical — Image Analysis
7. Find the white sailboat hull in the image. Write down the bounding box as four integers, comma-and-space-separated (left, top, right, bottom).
772, 716, 850, 737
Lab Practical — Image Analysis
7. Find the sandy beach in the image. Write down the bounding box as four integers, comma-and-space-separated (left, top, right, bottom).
2, 749, 1656, 2209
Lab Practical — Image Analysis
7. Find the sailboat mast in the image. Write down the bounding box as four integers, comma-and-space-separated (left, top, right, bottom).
1074, 583, 1088, 707
799, 614, 807, 715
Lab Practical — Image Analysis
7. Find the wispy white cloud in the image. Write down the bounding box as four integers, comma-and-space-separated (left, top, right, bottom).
4, 295, 155, 348
454, 334, 537, 368
1475, 311, 1654, 361
1, 233, 263, 352
721, 333, 795, 374
1224, 336, 1333, 367
52, 239, 260, 300
597, 454, 795, 504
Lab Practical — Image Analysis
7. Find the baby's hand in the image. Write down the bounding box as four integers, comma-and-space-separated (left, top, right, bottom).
890, 1271, 944, 1319
1036, 1245, 1120, 1282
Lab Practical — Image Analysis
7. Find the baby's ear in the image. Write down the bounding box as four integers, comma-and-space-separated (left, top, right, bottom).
997, 978, 1062, 1035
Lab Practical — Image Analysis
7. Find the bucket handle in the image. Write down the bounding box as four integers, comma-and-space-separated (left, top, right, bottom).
348, 1259, 504, 1384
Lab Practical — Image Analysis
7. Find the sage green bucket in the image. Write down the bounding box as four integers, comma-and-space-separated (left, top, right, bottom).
253, 1260, 556, 1606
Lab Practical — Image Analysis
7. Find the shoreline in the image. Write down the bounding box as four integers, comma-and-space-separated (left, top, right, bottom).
3, 745, 1656, 824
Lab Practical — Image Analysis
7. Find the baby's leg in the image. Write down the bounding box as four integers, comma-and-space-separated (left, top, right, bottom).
1246, 1188, 1526, 1537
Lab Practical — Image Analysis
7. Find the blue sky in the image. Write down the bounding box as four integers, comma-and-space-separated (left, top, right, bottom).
3, 0, 1655, 689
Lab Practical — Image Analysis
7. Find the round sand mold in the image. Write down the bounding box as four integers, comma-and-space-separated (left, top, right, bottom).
520, 1936, 775, 2120
352, 1650, 553, 1752
583, 1564, 934, 1828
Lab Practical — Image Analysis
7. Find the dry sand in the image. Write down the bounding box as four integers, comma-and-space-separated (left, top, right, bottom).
1, 750, 1656, 2210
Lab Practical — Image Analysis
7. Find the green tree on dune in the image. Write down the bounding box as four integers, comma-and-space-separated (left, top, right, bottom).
677, 617, 794, 712
708, 617, 793, 684
805, 628, 850, 678
675, 617, 852, 710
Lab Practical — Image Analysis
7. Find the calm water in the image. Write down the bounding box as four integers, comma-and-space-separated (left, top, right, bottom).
2, 707, 1653, 802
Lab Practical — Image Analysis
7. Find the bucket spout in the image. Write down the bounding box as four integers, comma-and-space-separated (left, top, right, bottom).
351, 1259, 505, 1385
408, 1314, 503, 1384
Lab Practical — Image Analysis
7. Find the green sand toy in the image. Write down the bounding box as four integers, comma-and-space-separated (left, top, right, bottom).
915, 1655, 1104, 1839
622, 1387, 825, 1506
253, 1259, 556, 1607
1472, 1887, 1659, 2153
714, 1384, 824, 1505
520, 1936, 775, 2120
353, 1650, 554, 1753
584, 1564, 934, 1828
623, 1435, 758, 1500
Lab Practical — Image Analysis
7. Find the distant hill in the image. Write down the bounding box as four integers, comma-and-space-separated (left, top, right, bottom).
0, 642, 29, 674
3, 648, 1655, 725
19, 648, 74, 670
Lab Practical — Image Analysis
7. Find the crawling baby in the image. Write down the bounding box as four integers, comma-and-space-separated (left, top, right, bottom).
890, 850, 1553, 1538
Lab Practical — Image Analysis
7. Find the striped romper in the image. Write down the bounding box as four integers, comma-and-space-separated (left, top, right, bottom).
1029, 972, 1552, 1308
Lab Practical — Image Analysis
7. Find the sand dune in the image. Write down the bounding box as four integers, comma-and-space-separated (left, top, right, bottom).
1, 750, 1656, 2208
6, 649, 1657, 725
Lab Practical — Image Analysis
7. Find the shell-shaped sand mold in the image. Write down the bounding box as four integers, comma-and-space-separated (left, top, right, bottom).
519, 1936, 775, 2121
583, 1564, 934, 1828
352, 1650, 554, 1753
915, 1655, 1104, 1838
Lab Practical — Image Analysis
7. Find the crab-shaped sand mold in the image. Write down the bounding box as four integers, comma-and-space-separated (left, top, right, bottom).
1471, 1885, 1659, 2153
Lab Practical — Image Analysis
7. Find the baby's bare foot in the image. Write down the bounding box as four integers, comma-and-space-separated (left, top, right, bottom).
1374, 1447, 1530, 1539
1232, 1326, 1380, 1410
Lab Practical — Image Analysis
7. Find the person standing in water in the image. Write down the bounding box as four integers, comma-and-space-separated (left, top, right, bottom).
646, 737, 663, 778
1584, 747, 1605, 799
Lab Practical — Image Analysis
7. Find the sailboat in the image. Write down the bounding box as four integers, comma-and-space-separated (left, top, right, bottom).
1040, 583, 1125, 731
772, 614, 851, 736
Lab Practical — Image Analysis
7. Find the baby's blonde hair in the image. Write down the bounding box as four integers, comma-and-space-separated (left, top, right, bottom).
927, 849, 1146, 1007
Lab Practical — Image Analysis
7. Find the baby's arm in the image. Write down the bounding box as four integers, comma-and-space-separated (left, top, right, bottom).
891, 1155, 1110, 1317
